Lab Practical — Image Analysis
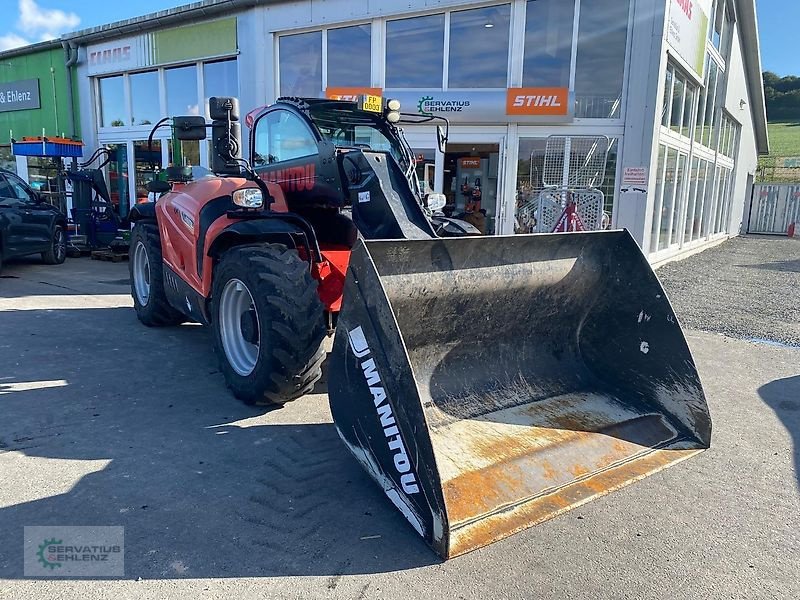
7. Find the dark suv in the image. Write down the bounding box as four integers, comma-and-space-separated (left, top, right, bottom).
0, 168, 67, 274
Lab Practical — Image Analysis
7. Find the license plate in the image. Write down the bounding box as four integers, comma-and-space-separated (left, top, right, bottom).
361, 94, 383, 114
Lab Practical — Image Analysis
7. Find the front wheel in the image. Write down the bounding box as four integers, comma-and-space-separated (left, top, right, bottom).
211, 244, 326, 405
42, 225, 67, 265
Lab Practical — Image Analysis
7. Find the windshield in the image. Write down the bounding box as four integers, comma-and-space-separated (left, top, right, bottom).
308, 107, 410, 172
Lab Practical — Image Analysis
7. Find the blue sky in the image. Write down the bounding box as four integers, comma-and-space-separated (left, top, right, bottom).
0, 0, 797, 76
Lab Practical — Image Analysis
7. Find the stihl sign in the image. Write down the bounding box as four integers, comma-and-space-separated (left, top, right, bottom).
326, 87, 383, 102
506, 88, 570, 116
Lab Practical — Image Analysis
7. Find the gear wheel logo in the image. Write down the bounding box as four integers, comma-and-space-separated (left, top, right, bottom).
36, 538, 62, 570
418, 95, 434, 117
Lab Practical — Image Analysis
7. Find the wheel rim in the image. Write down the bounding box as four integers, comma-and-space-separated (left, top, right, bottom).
132, 241, 151, 306
54, 228, 66, 261
219, 278, 260, 377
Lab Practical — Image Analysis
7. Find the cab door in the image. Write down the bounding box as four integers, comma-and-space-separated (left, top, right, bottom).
252, 108, 339, 206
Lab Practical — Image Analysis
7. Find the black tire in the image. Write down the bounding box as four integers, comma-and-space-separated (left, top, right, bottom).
41, 224, 67, 265
211, 244, 326, 405
129, 222, 185, 327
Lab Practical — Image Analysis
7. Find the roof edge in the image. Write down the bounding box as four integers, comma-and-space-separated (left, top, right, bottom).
0, 39, 64, 60
735, 0, 769, 155
62, 0, 260, 45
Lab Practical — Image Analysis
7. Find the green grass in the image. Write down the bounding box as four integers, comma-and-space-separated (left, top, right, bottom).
766, 121, 800, 157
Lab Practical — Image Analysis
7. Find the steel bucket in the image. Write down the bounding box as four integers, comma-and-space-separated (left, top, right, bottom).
328, 231, 711, 558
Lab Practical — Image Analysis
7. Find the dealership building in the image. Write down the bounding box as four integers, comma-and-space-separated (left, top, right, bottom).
0, 0, 767, 263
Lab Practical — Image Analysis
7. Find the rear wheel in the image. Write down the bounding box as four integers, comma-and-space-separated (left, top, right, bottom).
129, 222, 185, 326
42, 225, 67, 265
211, 244, 326, 405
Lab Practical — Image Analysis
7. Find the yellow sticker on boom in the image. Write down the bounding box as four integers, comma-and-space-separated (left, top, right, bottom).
361, 94, 383, 114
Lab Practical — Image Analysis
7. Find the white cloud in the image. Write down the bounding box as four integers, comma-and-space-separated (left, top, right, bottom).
17, 0, 80, 40
0, 32, 32, 51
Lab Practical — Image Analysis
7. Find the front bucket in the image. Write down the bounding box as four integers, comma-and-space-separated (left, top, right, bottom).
328, 231, 711, 559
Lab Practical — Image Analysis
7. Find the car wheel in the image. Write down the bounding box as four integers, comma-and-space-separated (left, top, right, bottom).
42, 225, 67, 265
129, 222, 186, 327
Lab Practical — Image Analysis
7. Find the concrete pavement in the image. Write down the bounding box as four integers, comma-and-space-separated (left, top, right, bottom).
0, 256, 797, 599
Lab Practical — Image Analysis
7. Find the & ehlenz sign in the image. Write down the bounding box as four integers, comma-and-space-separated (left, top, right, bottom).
0, 79, 41, 112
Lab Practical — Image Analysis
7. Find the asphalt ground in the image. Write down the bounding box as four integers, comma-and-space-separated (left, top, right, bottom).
0, 244, 798, 599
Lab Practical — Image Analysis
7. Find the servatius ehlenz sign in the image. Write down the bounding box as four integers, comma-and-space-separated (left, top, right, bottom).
667, 0, 713, 79
0, 79, 41, 112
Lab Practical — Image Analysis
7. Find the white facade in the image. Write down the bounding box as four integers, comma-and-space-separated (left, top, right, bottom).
73, 0, 767, 262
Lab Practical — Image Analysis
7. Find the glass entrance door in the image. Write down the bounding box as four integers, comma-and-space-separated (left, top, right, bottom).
106, 144, 130, 215
443, 143, 501, 235
133, 140, 162, 206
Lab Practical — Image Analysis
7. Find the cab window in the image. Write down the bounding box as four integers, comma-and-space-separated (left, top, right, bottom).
254, 110, 318, 166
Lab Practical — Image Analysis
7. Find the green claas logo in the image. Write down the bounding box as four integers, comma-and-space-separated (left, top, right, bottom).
37, 538, 63, 570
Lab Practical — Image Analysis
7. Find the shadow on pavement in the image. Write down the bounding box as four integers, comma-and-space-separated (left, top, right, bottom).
0, 306, 438, 580
742, 259, 800, 273
758, 375, 800, 489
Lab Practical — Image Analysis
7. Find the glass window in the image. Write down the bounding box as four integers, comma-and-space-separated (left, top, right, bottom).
670, 74, 685, 134
684, 157, 700, 243
694, 57, 709, 144
328, 25, 371, 88
386, 14, 445, 88
99, 76, 125, 127
650, 145, 667, 252
712, 0, 724, 50
254, 110, 318, 165
169, 140, 201, 168
658, 148, 678, 251
669, 153, 687, 246
129, 71, 159, 126
279, 32, 322, 97
720, 4, 733, 57
692, 160, 708, 241
165, 65, 199, 116
575, 0, 631, 118
0, 176, 16, 203
682, 83, 695, 138
523, 0, 574, 88
661, 67, 674, 128
449, 5, 511, 88
204, 59, 239, 116
106, 144, 129, 215
134, 140, 161, 204
702, 60, 718, 148
5, 174, 34, 202
702, 165, 718, 237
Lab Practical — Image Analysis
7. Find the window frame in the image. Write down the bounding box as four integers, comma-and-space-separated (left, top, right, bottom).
271, 1, 633, 120
94, 56, 239, 134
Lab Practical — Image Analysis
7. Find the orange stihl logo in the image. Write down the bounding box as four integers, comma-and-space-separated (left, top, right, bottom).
513, 95, 561, 108
506, 88, 570, 116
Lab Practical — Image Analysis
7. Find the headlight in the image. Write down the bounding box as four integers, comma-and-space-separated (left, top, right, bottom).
232, 188, 263, 209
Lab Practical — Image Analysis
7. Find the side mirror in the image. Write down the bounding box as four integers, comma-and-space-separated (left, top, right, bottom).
436, 125, 448, 154
427, 193, 447, 213
173, 116, 208, 141
209, 97, 240, 122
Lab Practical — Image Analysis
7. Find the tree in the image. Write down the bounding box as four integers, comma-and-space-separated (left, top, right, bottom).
763, 72, 800, 121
